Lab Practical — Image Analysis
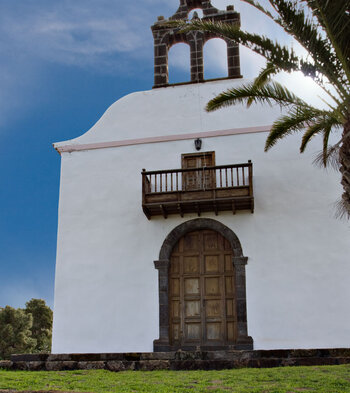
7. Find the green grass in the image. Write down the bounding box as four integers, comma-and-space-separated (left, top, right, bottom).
1, 365, 350, 392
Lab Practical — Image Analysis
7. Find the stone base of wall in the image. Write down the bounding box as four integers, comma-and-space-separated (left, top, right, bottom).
1, 349, 350, 372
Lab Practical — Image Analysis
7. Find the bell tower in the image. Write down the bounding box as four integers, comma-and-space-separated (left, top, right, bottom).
151, 0, 241, 88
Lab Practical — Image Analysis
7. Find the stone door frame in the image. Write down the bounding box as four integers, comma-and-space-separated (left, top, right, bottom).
153, 218, 253, 352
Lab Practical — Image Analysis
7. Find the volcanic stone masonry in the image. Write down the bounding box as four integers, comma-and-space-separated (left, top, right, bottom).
151, 0, 241, 87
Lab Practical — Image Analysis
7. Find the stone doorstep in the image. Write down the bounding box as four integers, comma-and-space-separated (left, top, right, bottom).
2, 358, 350, 372
2, 349, 350, 372
10, 348, 350, 362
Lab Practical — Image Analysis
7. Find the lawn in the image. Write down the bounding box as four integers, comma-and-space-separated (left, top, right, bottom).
1, 365, 350, 392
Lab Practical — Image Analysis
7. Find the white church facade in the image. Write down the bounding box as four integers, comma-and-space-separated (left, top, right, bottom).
52, 0, 350, 354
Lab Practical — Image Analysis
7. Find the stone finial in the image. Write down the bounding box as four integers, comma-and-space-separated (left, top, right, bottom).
191, 11, 200, 20
227, 5, 234, 11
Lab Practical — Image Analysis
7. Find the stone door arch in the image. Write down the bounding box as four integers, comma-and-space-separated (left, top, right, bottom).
153, 218, 253, 352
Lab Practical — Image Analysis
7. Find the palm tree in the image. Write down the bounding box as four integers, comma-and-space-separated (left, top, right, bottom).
172, 0, 350, 218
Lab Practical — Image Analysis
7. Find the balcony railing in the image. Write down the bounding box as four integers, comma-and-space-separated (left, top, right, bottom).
142, 161, 254, 219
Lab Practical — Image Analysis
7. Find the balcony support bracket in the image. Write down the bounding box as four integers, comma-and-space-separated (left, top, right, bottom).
213, 201, 218, 216
160, 205, 168, 219
142, 206, 152, 220
177, 203, 184, 218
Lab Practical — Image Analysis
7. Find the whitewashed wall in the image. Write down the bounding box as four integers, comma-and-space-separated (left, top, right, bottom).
52, 79, 350, 353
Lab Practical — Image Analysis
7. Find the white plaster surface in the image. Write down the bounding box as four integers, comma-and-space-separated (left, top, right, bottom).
53, 78, 282, 148
52, 79, 350, 353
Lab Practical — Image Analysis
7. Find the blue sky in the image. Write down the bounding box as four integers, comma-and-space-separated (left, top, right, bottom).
0, 0, 322, 309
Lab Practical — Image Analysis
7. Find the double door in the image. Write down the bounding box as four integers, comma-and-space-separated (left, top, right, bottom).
169, 229, 237, 349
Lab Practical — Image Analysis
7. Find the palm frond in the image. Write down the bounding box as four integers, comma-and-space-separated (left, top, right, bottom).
253, 63, 279, 88
206, 81, 308, 112
313, 141, 341, 170
247, 63, 279, 107
299, 121, 326, 153
304, 0, 350, 81
299, 114, 340, 153
269, 0, 348, 95
334, 197, 350, 220
322, 126, 332, 166
265, 105, 325, 151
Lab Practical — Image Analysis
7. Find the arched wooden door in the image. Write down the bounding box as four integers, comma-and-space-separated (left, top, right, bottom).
169, 229, 237, 349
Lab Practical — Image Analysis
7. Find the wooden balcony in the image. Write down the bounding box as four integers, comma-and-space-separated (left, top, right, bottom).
142, 161, 254, 219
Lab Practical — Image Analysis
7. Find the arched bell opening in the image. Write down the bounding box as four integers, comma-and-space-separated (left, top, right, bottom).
168, 43, 191, 84
153, 218, 253, 352
203, 38, 228, 80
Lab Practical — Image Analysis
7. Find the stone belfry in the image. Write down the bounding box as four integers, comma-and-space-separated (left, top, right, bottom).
151, 0, 241, 88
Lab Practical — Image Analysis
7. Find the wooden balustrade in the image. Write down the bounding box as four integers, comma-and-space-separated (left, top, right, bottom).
142, 162, 254, 219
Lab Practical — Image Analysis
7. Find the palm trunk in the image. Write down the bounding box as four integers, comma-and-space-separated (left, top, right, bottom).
339, 115, 350, 218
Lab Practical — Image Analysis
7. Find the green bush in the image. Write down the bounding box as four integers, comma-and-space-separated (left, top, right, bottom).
0, 299, 52, 360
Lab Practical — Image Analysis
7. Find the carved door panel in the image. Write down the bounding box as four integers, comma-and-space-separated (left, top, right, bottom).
169, 229, 236, 349
182, 152, 215, 191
